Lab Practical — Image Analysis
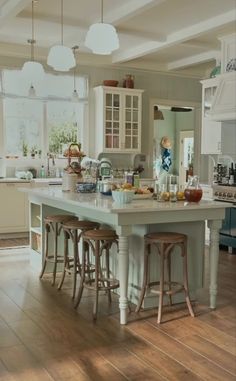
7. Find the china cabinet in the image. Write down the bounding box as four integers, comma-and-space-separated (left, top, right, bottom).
94, 86, 143, 156
200, 77, 221, 154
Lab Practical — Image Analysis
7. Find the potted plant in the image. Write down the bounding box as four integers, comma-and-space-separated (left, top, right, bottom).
30, 145, 37, 158
22, 141, 28, 157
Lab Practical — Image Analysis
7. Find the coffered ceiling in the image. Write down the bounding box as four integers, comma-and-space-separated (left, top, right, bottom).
0, 0, 235, 77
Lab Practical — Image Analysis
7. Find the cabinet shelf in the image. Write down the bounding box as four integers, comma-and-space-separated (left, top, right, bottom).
30, 226, 41, 235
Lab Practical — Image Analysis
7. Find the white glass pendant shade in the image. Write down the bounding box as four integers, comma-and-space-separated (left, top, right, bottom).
85, 23, 119, 55
22, 61, 45, 84
47, 45, 75, 71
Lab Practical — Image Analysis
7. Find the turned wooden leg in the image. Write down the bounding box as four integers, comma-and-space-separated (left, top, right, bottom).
135, 242, 149, 313
105, 245, 112, 304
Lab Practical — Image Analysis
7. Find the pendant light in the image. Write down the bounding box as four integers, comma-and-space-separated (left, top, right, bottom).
85, 0, 119, 55
21, 0, 44, 93
47, 0, 75, 71
71, 46, 79, 101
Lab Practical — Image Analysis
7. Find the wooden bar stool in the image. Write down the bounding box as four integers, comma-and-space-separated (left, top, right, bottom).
136, 232, 195, 324
74, 229, 119, 320
40, 214, 77, 286
58, 220, 100, 298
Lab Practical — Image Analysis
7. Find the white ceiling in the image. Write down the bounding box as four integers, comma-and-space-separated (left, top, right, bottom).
0, 0, 235, 77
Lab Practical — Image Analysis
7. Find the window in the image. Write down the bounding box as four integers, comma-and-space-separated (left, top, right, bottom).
0, 69, 88, 158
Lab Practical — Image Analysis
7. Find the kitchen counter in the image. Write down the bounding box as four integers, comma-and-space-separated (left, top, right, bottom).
0, 177, 62, 185
24, 187, 230, 324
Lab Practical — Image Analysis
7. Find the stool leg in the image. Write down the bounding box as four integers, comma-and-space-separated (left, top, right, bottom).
51, 222, 58, 286
135, 242, 149, 313
157, 244, 165, 324
74, 240, 86, 309
93, 241, 100, 321
182, 242, 195, 318
39, 223, 49, 279
166, 247, 172, 306
58, 230, 69, 290
105, 244, 112, 304
72, 230, 78, 299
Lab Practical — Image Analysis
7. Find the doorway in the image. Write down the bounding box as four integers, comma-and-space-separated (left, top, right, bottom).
149, 97, 201, 181
179, 130, 194, 185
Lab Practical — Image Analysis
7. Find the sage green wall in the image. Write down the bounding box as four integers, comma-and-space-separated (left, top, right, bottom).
0, 57, 202, 176
175, 111, 195, 174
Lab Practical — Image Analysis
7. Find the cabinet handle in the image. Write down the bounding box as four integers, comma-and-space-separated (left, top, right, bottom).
6, 183, 15, 186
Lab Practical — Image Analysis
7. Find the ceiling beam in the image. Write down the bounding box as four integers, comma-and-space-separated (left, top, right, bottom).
168, 50, 220, 70
112, 9, 236, 63
0, 0, 31, 25
105, 0, 167, 26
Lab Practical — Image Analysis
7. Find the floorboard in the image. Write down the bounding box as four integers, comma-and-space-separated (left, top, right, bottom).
0, 244, 235, 381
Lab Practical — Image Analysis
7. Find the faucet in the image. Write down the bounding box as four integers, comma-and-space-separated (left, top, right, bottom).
47, 153, 55, 177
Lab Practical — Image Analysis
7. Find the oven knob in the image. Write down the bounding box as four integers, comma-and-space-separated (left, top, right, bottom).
227, 192, 233, 198
222, 192, 227, 198
219, 192, 223, 197
214, 191, 219, 196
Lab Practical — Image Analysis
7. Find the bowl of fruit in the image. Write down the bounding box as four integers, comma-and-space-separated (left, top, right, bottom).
111, 183, 135, 204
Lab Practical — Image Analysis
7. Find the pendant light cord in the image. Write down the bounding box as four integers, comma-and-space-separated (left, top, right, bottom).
61, 0, 64, 45
31, 0, 35, 61
101, 0, 103, 23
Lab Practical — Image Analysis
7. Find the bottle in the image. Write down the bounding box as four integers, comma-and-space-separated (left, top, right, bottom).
133, 173, 140, 188
234, 163, 236, 185
229, 163, 234, 185
40, 165, 45, 178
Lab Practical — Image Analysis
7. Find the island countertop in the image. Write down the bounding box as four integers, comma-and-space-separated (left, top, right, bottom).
24, 187, 230, 325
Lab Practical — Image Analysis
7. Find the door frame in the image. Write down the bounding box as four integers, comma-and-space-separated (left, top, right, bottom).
179, 130, 194, 185
149, 98, 201, 178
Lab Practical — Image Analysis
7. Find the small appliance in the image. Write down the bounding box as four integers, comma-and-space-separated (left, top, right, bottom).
100, 157, 112, 179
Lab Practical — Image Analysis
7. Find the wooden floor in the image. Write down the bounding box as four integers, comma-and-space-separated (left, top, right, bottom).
0, 245, 235, 381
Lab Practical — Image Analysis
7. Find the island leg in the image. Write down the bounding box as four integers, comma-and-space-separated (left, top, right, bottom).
116, 227, 131, 325
207, 219, 222, 309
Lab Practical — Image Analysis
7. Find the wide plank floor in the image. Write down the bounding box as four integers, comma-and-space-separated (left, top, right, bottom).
0, 244, 235, 381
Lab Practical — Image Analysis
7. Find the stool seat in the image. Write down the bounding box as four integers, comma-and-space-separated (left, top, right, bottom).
145, 232, 187, 243
58, 220, 100, 298
63, 220, 100, 231
83, 229, 118, 241
45, 215, 77, 224
74, 229, 119, 320
136, 231, 195, 324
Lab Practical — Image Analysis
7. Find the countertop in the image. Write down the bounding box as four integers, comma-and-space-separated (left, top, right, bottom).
0, 177, 62, 184
23, 187, 230, 214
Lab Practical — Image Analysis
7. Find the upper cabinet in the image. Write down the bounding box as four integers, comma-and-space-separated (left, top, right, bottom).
94, 86, 143, 157
201, 77, 222, 155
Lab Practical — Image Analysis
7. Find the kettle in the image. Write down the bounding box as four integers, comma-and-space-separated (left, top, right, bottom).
0, 157, 6, 178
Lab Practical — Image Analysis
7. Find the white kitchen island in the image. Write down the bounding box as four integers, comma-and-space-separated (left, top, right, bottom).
25, 187, 230, 325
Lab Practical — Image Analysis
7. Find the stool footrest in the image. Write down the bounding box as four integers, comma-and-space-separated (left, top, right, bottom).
148, 281, 185, 296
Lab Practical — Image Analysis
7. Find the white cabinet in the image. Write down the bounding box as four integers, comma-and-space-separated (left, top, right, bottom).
94, 86, 143, 156
0, 182, 30, 234
201, 77, 222, 154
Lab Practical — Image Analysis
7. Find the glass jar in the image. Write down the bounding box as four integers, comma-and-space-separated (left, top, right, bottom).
184, 176, 203, 203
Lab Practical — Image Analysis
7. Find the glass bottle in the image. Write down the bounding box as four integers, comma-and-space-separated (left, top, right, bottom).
184, 175, 203, 203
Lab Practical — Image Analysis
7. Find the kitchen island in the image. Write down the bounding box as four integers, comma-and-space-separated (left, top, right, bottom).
25, 187, 230, 325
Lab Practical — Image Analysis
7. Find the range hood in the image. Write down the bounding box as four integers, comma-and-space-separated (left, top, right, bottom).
210, 71, 236, 121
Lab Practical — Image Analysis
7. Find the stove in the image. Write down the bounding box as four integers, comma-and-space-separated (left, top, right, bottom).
213, 184, 236, 204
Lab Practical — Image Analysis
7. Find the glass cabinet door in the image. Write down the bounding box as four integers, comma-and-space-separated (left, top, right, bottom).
204, 86, 217, 117
124, 94, 139, 150
105, 93, 121, 149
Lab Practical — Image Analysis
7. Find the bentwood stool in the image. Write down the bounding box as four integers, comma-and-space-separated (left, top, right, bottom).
74, 229, 119, 320
136, 232, 195, 324
39, 214, 77, 286
58, 220, 100, 298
